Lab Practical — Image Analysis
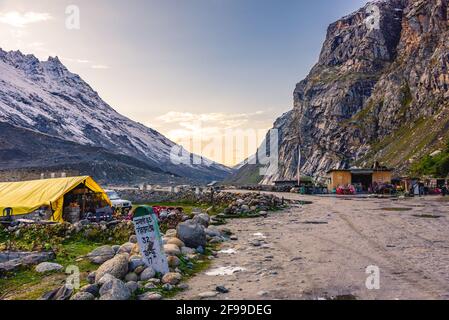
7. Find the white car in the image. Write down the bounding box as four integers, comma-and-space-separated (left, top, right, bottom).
105, 190, 132, 215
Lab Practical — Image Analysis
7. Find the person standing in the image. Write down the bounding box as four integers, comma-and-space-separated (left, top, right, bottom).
414, 183, 420, 197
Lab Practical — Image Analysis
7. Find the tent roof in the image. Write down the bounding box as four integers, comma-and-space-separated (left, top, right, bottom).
0, 176, 108, 217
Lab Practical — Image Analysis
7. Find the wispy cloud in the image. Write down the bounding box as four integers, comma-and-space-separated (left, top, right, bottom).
0, 11, 52, 28
153, 111, 270, 166
62, 57, 91, 64
156, 111, 264, 129
91, 64, 110, 70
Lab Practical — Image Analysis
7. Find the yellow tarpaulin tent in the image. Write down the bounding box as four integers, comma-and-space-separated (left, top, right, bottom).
0, 176, 111, 222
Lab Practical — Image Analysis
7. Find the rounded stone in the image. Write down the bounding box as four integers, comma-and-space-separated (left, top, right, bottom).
70, 292, 95, 300
125, 272, 139, 282
128, 256, 145, 271
87, 271, 96, 284
99, 278, 131, 300
35, 262, 63, 273
165, 229, 177, 238
117, 242, 134, 254
198, 291, 218, 299
181, 246, 196, 255
87, 245, 115, 264
95, 254, 129, 283
167, 256, 181, 268
80, 284, 99, 296
134, 265, 145, 275
164, 244, 181, 256
162, 272, 182, 285
139, 267, 156, 281
192, 213, 210, 228
177, 221, 207, 249
166, 238, 185, 248
126, 281, 138, 294
138, 293, 163, 300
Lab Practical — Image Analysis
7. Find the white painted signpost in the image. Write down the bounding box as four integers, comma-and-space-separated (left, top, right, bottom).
132, 206, 169, 274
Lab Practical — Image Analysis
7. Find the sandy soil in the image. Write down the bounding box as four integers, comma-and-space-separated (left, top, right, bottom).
177, 192, 449, 300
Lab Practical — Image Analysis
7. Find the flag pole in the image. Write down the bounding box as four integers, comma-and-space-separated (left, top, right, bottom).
297, 146, 301, 187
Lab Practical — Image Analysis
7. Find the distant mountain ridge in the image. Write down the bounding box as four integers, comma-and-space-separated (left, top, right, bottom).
0, 48, 232, 183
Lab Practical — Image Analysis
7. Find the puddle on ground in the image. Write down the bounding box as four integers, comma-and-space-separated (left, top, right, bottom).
252, 232, 266, 238
218, 249, 237, 254
325, 294, 357, 300
303, 293, 357, 300
412, 214, 443, 219
206, 266, 246, 276
302, 221, 328, 225
380, 207, 413, 212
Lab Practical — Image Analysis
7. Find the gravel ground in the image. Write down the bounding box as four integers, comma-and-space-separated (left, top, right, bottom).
177, 192, 449, 300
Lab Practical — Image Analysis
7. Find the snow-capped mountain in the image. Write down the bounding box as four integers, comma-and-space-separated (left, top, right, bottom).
0, 48, 231, 183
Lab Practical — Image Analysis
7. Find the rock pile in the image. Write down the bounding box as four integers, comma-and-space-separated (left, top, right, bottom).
49, 218, 233, 300
219, 193, 286, 216
118, 190, 288, 215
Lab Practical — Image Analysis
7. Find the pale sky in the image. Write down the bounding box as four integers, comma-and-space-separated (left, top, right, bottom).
0, 0, 368, 166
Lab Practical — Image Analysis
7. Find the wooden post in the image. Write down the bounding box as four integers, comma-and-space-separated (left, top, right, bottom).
297, 147, 301, 187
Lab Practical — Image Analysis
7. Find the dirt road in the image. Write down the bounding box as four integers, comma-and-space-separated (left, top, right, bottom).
177, 192, 449, 300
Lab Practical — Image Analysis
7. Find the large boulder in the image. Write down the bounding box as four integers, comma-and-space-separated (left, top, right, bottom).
87, 245, 115, 264
177, 220, 207, 249
99, 278, 131, 300
95, 254, 129, 283
192, 214, 210, 228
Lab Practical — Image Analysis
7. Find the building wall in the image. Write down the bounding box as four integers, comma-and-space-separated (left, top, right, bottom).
328, 171, 352, 191
372, 171, 392, 184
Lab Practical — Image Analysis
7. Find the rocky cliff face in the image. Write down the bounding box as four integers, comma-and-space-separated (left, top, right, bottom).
234, 0, 449, 184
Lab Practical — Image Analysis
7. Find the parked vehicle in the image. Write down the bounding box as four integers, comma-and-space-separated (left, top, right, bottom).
105, 189, 133, 215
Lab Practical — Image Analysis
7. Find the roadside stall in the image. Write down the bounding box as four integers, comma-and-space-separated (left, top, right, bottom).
0, 176, 112, 223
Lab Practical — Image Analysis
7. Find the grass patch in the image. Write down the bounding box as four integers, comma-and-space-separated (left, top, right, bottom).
411, 140, 449, 177
0, 238, 119, 300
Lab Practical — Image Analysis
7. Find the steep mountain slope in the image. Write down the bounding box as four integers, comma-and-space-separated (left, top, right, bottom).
232, 0, 449, 185
0, 49, 231, 183
0, 122, 195, 184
